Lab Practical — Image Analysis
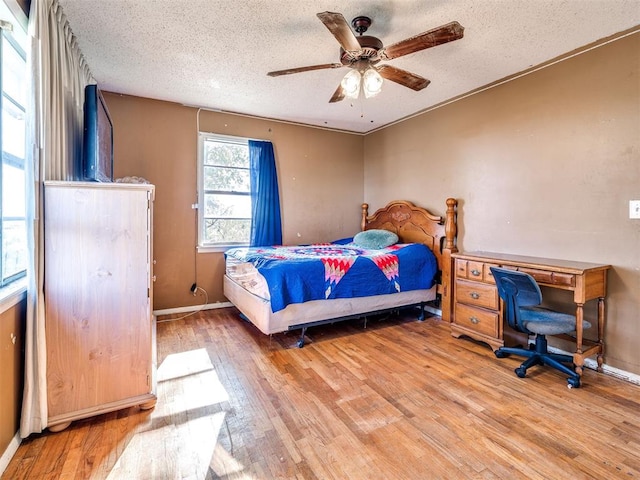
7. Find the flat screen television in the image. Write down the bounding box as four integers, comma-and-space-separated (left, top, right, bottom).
82, 84, 113, 182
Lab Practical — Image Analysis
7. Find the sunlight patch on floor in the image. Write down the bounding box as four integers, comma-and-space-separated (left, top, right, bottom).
104, 348, 246, 479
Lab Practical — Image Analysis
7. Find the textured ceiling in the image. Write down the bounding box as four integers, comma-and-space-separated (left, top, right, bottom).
58, 0, 639, 134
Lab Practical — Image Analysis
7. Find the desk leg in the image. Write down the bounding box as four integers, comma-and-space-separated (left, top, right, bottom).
574, 303, 584, 376
597, 297, 605, 372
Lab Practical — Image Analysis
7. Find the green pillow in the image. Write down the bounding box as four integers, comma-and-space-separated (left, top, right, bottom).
353, 229, 399, 249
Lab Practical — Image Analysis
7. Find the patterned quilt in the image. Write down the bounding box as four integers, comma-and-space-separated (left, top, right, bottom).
225, 242, 438, 312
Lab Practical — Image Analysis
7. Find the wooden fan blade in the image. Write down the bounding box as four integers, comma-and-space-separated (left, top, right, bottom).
377, 64, 430, 91
329, 83, 345, 103
267, 63, 343, 77
317, 11, 361, 52
379, 21, 464, 60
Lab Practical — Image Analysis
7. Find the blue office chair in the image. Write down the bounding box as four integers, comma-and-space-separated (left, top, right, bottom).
490, 267, 590, 388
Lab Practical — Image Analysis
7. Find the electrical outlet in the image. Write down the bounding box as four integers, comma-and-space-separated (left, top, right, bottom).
630, 200, 640, 219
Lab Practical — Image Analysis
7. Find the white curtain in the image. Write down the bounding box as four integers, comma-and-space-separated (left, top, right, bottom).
21, 0, 94, 438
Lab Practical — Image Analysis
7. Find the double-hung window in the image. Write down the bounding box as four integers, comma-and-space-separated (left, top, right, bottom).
0, 1, 27, 288
198, 133, 251, 249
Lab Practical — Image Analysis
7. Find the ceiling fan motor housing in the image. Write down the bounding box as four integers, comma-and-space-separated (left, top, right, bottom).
340, 35, 383, 65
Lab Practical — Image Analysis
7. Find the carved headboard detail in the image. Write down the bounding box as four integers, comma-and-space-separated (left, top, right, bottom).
360, 199, 458, 321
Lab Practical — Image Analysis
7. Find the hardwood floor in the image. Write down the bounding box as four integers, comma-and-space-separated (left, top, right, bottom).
4, 307, 639, 479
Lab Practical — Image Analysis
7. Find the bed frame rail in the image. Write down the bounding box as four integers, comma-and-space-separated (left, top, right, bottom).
289, 302, 427, 348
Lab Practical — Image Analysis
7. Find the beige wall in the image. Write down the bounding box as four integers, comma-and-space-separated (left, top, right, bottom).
0, 299, 25, 454
104, 32, 638, 375
104, 94, 364, 310
364, 33, 640, 374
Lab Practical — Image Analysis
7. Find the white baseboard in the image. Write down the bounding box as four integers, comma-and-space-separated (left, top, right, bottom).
153, 301, 233, 317
593, 361, 640, 385
0, 431, 21, 477
546, 345, 640, 385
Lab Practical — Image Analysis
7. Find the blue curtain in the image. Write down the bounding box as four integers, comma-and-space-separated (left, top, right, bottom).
249, 140, 282, 246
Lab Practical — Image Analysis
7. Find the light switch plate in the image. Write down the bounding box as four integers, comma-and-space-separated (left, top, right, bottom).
630, 200, 640, 219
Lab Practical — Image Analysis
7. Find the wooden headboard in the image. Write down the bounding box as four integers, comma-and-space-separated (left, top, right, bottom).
361, 199, 458, 321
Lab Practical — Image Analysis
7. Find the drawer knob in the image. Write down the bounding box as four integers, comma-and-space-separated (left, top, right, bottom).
470, 292, 480, 300
470, 317, 479, 324
471, 269, 481, 276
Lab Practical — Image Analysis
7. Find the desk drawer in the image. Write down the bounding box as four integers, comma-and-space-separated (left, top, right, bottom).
455, 259, 485, 281
454, 303, 499, 337
456, 279, 499, 310
456, 259, 498, 284
518, 268, 575, 287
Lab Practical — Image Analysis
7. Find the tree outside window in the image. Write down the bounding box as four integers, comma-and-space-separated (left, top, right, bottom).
199, 134, 251, 246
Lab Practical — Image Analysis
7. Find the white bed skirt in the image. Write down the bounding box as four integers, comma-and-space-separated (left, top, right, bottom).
223, 274, 437, 335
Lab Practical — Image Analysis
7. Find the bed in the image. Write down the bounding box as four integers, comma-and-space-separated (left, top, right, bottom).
223, 199, 458, 346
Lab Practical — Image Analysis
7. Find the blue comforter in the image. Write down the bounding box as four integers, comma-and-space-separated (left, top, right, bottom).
225, 242, 438, 312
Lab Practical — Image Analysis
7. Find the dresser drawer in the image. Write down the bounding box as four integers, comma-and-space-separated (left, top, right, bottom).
455, 279, 499, 310
454, 303, 499, 337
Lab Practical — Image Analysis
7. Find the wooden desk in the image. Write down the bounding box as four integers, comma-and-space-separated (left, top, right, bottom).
451, 251, 610, 376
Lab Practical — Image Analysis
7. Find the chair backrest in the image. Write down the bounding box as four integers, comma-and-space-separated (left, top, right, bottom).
490, 267, 542, 334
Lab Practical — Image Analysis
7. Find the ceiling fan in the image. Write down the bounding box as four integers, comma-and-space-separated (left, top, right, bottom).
267, 12, 464, 103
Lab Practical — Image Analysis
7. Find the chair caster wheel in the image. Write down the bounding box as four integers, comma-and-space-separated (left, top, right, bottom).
567, 377, 581, 388
515, 367, 527, 378
296, 339, 305, 348
495, 350, 508, 358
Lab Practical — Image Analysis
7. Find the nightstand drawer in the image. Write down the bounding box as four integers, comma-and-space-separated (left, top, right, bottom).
456, 279, 499, 310
454, 303, 499, 337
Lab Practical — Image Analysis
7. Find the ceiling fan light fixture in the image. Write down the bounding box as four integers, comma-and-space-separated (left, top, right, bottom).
362, 67, 383, 98
341, 69, 361, 98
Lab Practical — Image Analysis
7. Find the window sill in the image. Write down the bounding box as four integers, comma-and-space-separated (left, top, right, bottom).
0, 277, 27, 314
197, 244, 248, 254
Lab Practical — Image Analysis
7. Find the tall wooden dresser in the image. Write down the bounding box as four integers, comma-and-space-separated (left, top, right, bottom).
44, 181, 157, 431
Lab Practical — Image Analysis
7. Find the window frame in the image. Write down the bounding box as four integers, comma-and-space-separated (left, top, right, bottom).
197, 132, 252, 252
0, 6, 27, 289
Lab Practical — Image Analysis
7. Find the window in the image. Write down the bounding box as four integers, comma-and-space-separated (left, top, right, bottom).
198, 133, 251, 248
0, 1, 27, 287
